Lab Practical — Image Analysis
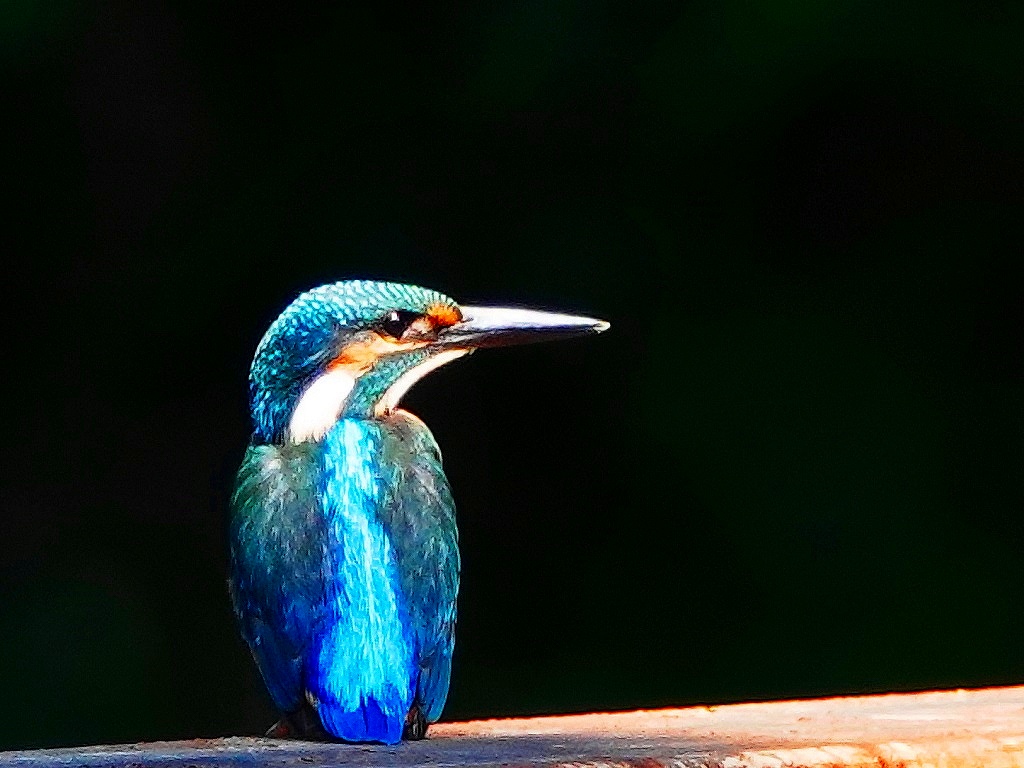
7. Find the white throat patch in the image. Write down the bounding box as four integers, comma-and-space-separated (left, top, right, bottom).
287, 350, 467, 441
287, 367, 357, 444
375, 350, 467, 417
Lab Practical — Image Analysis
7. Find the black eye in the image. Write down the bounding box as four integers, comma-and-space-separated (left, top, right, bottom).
378, 310, 421, 339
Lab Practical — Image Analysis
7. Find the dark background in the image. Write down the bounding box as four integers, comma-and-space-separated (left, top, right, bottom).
3, 0, 1023, 751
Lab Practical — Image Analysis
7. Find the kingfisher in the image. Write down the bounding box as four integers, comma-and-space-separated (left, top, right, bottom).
229, 280, 608, 744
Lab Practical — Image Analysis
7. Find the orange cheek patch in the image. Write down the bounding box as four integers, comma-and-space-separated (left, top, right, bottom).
328, 332, 429, 374
426, 303, 462, 328
329, 342, 378, 373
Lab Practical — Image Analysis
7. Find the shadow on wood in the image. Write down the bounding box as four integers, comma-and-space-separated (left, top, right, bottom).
3, 685, 1023, 767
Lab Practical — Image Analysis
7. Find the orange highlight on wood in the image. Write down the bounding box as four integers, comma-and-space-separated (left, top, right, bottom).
3, 686, 1023, 767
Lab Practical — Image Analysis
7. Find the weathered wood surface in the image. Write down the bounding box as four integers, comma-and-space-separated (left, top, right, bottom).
3, 685, 1023, 768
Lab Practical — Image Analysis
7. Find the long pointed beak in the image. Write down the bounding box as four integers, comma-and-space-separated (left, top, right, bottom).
435, 305, 610, 349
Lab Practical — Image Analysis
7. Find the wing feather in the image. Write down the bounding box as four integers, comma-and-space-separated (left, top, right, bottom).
229, 442, 326, 712
229, 412, 460, 734
380, 411, 460, 723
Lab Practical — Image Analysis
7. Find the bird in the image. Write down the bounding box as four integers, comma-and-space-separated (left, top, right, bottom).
228, 280, 608, 745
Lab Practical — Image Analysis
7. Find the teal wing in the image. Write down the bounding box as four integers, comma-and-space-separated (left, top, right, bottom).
381, 411, 461, 723
229, 415, 459, 731
228, 442, 326, 713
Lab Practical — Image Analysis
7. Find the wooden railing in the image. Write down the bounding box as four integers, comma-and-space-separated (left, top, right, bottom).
4, 685, 1023, 767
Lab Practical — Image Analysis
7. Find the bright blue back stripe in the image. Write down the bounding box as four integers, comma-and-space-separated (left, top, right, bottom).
308, 420, 415, 744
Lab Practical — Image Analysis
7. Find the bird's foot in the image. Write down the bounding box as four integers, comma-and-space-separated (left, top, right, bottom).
265, 718, 293, 738
403, 703, 428, 740
266, 703, 330, 740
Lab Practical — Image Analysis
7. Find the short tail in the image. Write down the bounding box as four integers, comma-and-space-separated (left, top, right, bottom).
314, 690, 407, 744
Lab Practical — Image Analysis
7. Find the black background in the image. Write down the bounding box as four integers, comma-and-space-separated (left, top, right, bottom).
3, 0, 1023, 750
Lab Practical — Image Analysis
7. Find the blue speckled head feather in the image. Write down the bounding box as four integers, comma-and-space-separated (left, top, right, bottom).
249, 281, 459, 444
